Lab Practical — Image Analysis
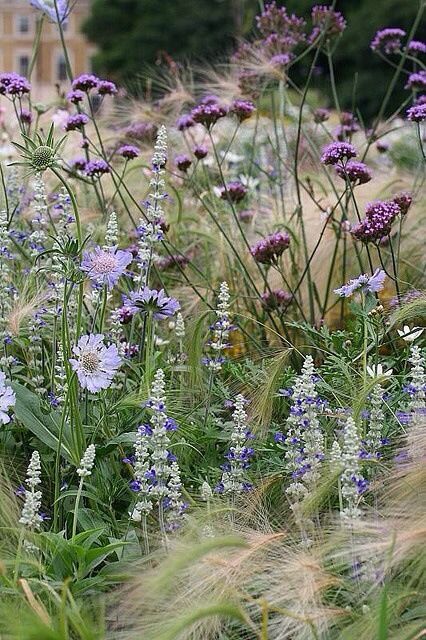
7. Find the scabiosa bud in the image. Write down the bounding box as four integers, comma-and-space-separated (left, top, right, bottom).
77, 444, 96, 477
230, 99, 256, 122
351, 200, 401, 243
405, 71, 426, 90
193, 145, 208, 159
117, 144, 140, 159
97, 80, 117, 96
219, 181, 247, 203
407, 103, 426, 122
250, 231, 290, 264
320, 141, 357, 165
175, 154, 192, 172
65, 113, 89, 131
392, 192, 412, 216
191, 101, 227, 128
85, 159, 110, 177
371, 28, 406, 54
313, 107, 330, 123
261, 289, 293, 311
66, 89, 85, 104
72, 73, 99, 91
31, 145, 55, 172
336, 161, 372, 185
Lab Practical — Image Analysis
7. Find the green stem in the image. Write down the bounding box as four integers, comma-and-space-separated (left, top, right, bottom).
72, 478, 84, 539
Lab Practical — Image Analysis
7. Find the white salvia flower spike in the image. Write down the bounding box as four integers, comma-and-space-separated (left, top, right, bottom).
19, 450, 43, 529
77, 444, 96, 477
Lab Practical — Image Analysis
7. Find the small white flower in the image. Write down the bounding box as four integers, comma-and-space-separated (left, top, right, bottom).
77, 444, 96, 477
397, 325, 424, 343
366, 363, 393, 378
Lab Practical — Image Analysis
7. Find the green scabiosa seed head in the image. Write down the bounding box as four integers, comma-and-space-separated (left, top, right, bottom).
31, 145, 55, 172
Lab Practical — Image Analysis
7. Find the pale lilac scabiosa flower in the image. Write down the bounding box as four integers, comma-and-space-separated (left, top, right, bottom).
321, 141, 357, 165
30, 0, 69, 23
336, 161, 372, 185
371, 28, 406, 54
122, 287, 180, 320
0, 371, 15, 425
219, 181, 247, 203
250, 231, 290, 264
334, 269, 386, 297
407, 103, 426, 122
81, 245, 132, 289
70, 334, 121, 393
351, 199, 401, 243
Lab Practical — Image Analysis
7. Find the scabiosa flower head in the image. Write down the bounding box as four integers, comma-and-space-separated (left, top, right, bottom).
230, 99, 256, 122
64, 113, 89, 131
219, 181, 247, 203
311, 5, 346, 39
85, 159, 110, 177
336, 161, 372, 185
72, 73, 99, 92
405, 71, 426, 90
371, 28, 406, 54
193, 145, 208, 159
320, 141, 357, 165
392, 192, 412, 215
0, 371, 15, 425
69, 334, 121, 393
66, 89, 85, 104
19, 450, 43, 528
122, 287, 180, 320
97, 80, 117, 96
261, 289, 293, 311
81, 246, 132, 289
77, 444, 96, 477
30, 0, 69, 22
176, 114, 195, 131
117, 144, 140, 159
351, 200, 401, 242
313, 107, 330, 123
407, 103, 426, 122
0, 72, 31, 96
407, 40, 426, 54
191, 101, 227, 128
250, 231, 290, 264
334, 269, 386, 297
175, 154, 192, 172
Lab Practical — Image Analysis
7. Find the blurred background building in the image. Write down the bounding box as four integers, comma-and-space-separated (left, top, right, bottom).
0, 0, 95, 89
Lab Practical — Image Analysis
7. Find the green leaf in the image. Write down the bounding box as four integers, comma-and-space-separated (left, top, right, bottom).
12, 382, 75, 463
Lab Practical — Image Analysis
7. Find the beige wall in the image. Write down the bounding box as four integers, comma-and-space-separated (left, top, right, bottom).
0, 0, 95, 88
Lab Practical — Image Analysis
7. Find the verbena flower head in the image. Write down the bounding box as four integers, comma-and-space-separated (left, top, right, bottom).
122, 287, 180, 320
311, 5, 346, 41
194, 145, 208, 159
85, 159, 110, 177
336, 161, 372, 185
407, 40, 426, 54
70, 334, 121, 393
334, 269, 386, 297
230, 99, 256, 122
250, 231, 290, 264
191, 101, 227, 128
0, 72, 31, 96
30, 0, 69, 23
371, 28, 406, 54
66, 89, 85, 104
175, 154, 192, 172
392, 192, 412, 216
407, 103, 426, 122
117, 144, 140, 159
97, 80, 117, 96
351, 200, 401, 243
19, 108, 33, 124
176, 114, 195, 131
261, 289, 293, 311
72, 74, 99, 92
405, 71, 426, 90
219, 181, 247, 203
65, 113, 89, 131
320, 141, 357, 165
81, 246, 132, 289
313, 107, 330, 123
0, 371, 15, 425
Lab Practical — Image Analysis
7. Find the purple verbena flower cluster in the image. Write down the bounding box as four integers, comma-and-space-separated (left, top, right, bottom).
351, 200, 401, 242
250, 231, 290, 264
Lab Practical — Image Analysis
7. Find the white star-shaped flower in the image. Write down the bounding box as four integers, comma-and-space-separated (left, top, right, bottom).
366, 363, 393, 378
397, 325, 424, 343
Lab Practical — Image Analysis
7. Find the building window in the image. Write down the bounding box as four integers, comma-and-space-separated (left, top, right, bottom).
18, 55, 30, 77
57, 54, 68, 82
17, 15, 30, 34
